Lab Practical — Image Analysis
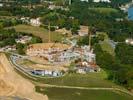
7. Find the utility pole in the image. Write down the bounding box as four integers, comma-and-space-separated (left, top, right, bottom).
69, 0, 72, 5
88, 26, 92, 51
43, 23, 57, 43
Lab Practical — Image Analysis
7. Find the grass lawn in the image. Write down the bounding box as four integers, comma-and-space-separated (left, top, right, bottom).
10, 24, 64, 42
98, 32, 115, 55
36, 87, 133, 100
37, 70, 121, 88
13, 64, 123, 89
100, 41, 115, 55
89, 7, 118, 14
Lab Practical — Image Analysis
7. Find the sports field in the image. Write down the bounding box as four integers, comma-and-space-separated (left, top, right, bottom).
36, 87, 133, 100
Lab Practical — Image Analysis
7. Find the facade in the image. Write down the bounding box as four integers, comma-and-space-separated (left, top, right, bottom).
0, 45, 16, 52
30, 18, 41, 26
31, 70, 62, 77
15, 36, 32, 44
78, 26, 88, 36
80, 0, 89, 2
125, 38, 133, 45
76, 61, 100, 74
93, 0, 111, 3
0, 3, 3, 7
20, 17, 30, 24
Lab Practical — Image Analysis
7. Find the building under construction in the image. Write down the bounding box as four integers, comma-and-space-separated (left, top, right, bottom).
26, 25, 100, 73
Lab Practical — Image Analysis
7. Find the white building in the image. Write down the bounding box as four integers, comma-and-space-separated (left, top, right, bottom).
80, 0, 89, 2
76, 61, 100, 74
0, 3, 3, 7
125, 38, 133, 45
93, 0, 111, 3
30, 18, 41, 26
15, 36, 32, 44
20, 17, 30, 23
0, 45, 16, 52
78, 26, 88, 36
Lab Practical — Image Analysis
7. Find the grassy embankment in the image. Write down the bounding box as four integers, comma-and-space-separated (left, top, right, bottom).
36, 70, 120, 88
36, 87, 133, 100
98, 32, 115, 55
10, 24, 64, 42
89, 7, 118, 14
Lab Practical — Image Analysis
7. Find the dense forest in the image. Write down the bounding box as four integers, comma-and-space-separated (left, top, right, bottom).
94, 43, 133, 89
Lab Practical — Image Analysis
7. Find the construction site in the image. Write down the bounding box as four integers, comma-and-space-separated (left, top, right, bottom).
4, 24, 100, 79
19, 25, 100, 77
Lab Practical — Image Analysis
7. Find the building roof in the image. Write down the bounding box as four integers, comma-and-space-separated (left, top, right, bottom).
78, 26, 88, 36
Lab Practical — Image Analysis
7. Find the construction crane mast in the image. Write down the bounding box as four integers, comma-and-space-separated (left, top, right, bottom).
43, 23, 58, 43
88, 26, 92, 51
69, 0, 72, 5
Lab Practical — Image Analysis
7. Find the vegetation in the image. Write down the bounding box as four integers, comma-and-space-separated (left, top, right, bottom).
36, 87, 133, 100
36, 70, 121, 88
99, 32, 115, 55
0, 28, 42, 55
16, 43, 25, 55
12, 24, 64, 42
0, 18, 22, 28
41, 11, 80, 34
0, 0, 133, 92
94, 43, 133, 89
115, 43, 133, 64
0, 0, 132, 40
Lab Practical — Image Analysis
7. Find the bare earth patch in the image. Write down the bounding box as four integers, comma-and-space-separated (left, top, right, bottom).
0, 53, 48, 100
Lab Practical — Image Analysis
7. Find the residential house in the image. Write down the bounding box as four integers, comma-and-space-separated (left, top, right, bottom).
30, 18, 41, 26
93, 0, 111, 3
15, 36, 32, 44
76, 61, 100, 74
78, 26, 88, 36
125, 38, 133, 45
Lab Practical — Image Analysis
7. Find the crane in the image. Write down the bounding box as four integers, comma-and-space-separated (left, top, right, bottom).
43, 23, 58, 43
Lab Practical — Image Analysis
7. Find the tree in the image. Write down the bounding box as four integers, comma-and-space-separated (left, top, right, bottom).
16, 43, 25, 55
30, 37, 42, 44
115, 43, 133, 64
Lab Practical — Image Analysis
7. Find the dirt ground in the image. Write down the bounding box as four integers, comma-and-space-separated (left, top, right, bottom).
0, 53, 48, 100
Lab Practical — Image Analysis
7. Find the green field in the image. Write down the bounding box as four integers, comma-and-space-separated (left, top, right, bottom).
98, 32, 115, 55
89, 7, 118, 14
14, 65, 122, 88
36, 87, 133, 100
36, 70, 121, 88
10, 24, 64, 42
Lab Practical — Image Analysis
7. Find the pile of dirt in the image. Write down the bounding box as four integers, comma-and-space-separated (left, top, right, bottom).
0, 80, 13, 96
0, 53, 48, 100
0, 63, 6, 75
0, 59, 14, 96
